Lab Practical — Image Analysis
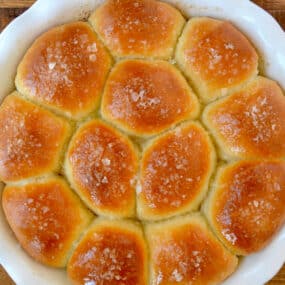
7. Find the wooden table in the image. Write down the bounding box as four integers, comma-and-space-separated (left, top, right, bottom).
0, 0, 284, 284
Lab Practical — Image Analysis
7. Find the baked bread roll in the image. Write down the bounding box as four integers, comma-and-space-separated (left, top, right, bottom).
137, 122, 216, 221
15, 22, 112, 119
101, 59, 199, 137
203, 160, 285, 255
2, 176, 93, 267
176, 17, 258, 102
0, 93, 70, 183
203, 77, 285, 159
67, 218, 148, 285
89, 0, 185, 59
0, 0, 284, 283
145, 213, 238, 285
65, 119, 138, 218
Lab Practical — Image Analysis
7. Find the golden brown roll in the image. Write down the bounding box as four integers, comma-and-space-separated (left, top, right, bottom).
137, 122, 216, 221
65, 119, 138, 218
0, 93, 70, 183
203, 76, 285, 160
2, 176, 93, 267
175, 17, 258, 102
101, 59, 200, 137
67, 218, 148, 285
145, 213, 238, 285
1, 0, 283, 281
203, 160, 285, 256
89, 0, 185, 59
15, 22, 112, 119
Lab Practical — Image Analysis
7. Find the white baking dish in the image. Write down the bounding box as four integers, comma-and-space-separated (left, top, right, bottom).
0, 0, 284, 284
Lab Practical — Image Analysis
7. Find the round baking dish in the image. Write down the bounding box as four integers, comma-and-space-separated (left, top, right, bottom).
0, 0, 284, 284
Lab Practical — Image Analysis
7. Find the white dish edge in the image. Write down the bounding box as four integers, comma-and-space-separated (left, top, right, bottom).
0, 0, 284, 284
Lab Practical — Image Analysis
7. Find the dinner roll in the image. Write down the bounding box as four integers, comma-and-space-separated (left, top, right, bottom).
0, 93, 70, 183
16, 22, 112, 119
65, 119, 138, 218
204, 160, 285, 255
1, 0, 284, 281
89, 0, 185, 59
203, 77, 285, 160
176, 17, 258, 102
68, 218, 148, 285
2, 176, 93, 267
137, 122, 216, 221
145, 213, 238, 285
101, 59, 200, 137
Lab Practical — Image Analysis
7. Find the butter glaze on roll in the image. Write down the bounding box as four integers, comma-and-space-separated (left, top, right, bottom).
15, 22, 112, 119
102, 60, 199, 137
89, 0, 185, 59
0, 0, 284, 282
203, 160, 285, 255
65, 119, 138, 218
0, 93, 70, 182
146, 213, 238, 285
2, 176, 93, 267
203, 77, 285, 159
68, 219, 148, 285
176, 17, 258, 102
137, 122, 216, 221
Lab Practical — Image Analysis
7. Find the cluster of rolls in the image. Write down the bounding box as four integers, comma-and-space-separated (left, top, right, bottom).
1, 0, 285, 284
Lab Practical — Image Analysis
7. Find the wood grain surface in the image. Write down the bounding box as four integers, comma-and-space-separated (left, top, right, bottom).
0, 0, 284, 284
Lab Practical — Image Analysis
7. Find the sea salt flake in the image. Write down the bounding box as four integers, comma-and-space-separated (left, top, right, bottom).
89, 54, 97, 62
260, 97, 267, 106
102, 158, 111, 166
131, 89, 145, 102
272, 124, 276, 131
102, 176, 108, 184
171, 269, 183, 282
48, 62, 56, 70
127, 252, 133, 258
87, 43, 97, 53
42, 206, 49, 214
156, 271, 163, 285
274, 182, 281, 191
222, 229, 237, 244
224, 43, 234, 50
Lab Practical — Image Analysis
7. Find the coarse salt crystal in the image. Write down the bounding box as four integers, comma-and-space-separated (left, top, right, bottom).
48, 62, 56, 70
224, 43, 234, 50
171, 269, 183, 282
102, 158, 111, 166
102, 176, 108, 184
89, 54, 97, 62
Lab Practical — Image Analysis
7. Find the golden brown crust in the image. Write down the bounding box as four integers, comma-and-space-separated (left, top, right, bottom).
203, 160, 285, 256
89, 0, 185, 59
2, 176, 93, 267
65, 119, 138, 218
0, 93, 70, 182
0, 2, 283, 280
15, 22, 112, 119
176, 17, 258, 102
146, 214, 238, 285
102, 60, 199, 137
203, 77, 285, 159
67, 219, 148, 285
137, 122, 216, 220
